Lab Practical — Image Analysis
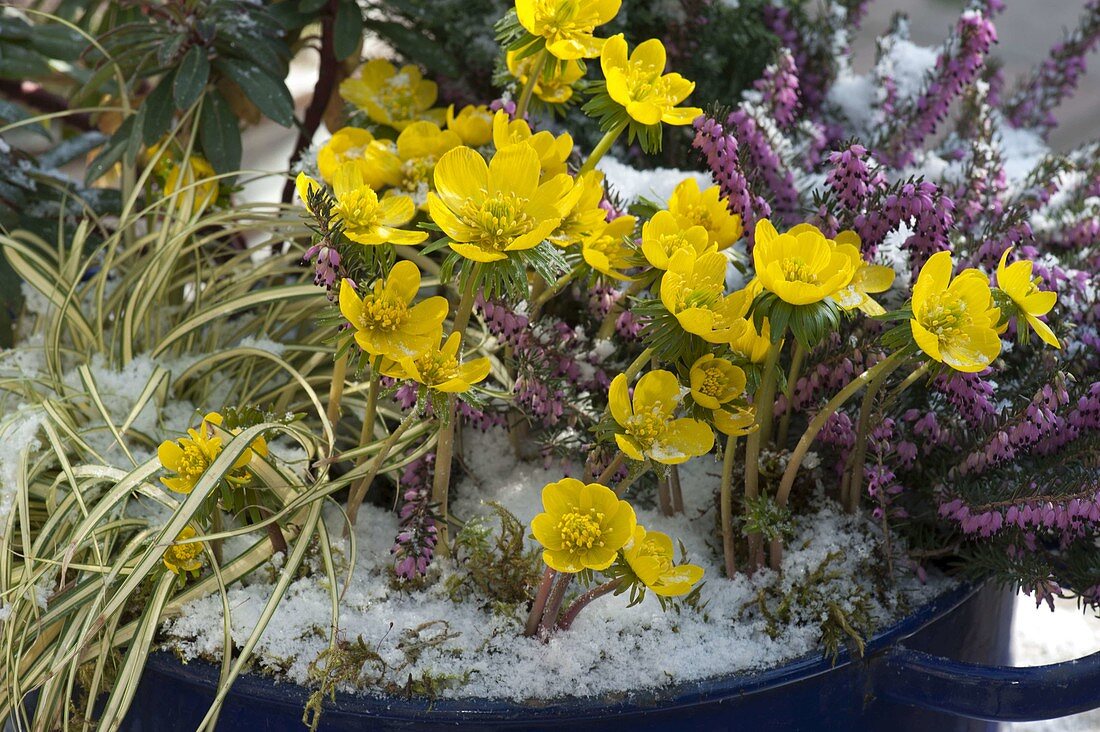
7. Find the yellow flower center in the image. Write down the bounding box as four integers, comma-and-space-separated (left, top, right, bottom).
557, 508, 604, 551
640, 539, 673, 573
657, 232, 690, 258
626, 406, 667, 447
177, 443, 210, 482
167, 541, 203, 564
401, 156, 437, 194
922, 292, 970, 338
698, 366, 727, 399
675, 284, 721, 312
334, 190, 382, 233
417, 348, 459, 385
680, 203, 712, 230
534, 0, 592, 39
462, 192, 535, 251
360, 289, 408, 332
780, 257, 817, 284
379, 74, 420, 121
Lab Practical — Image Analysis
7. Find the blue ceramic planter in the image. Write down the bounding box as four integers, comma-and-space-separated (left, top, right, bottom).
107, 581, 1100, 731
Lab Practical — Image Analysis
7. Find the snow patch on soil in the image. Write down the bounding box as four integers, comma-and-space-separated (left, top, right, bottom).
163, 427, 952, 701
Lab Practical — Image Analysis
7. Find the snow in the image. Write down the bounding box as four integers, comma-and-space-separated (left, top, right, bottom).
163, 426, 951, 702
596, 157, 711, 206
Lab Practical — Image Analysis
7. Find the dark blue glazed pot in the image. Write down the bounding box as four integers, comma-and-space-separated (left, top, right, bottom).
114, 581, 1100, 731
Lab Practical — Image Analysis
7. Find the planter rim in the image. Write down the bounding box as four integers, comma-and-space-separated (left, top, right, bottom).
149, 579, 982, 723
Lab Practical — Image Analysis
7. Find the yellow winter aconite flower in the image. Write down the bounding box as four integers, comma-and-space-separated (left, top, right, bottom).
164, 156, 218, 214
601, 35, 702, 127
515, 0, 621, 61
383, 330, 492, 393
550, 171, 608, 247
728, 317, 772, 363
427, 143, 576, 263
689, 354, 746, 409
910, 250, 1002, 373
157, 414, 254, 494
996, 247, 1060, 348
531, 477, 636, 572
359, 121, 462, 206
162, 526, 204, 576
833, 231, 896, 316
491, 111, 573, 178
581, 214, 636, 280
446, 104, 494, 147
506, 50, 585, 104
339, 59, 445, 130
668, 178, 743, 249
320, 163, 427, 246
203, 411, 268, 486
712, 405, 758, 436
752, 220, 859, 306
641, 210, 713, 269
660, 250, 751, 343
622, 525, 703, 597
317, 127, 376, 183
609, 369, 715, 464
339, 261, 449, 358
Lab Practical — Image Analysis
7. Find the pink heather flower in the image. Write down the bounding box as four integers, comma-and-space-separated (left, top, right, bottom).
755, 48, 800, 129
728, 108, 800, 222
391, 453, 439, 580
1005, 1, 1100, 135
826, 143, 881, 214
879, 10, 998, 167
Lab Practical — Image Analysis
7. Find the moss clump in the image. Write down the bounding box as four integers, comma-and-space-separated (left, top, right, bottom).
446, 502, 540, 612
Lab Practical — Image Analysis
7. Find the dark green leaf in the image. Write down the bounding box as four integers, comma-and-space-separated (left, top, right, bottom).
333, 0, 363, 60
142, 72, 176, 144
299, 0, 329, 12
125, 105, 146, 165
38, 131, 107, 169
0, 99, 48, 139
199, 90, 242, 174
157, 33, 186, 67
28, 25, 86, 61
215, 57, 294, 127
173, 46, 210, 110
85, 116, 135, 184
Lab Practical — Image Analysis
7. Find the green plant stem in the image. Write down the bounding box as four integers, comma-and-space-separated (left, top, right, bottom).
658, 474, 673, 516
431, 265, 482, 555
622, 347, 655, 384
720, 435, 738, 579
743, 339, 782, 571
775, 341, 807, 449
669, 466, 684, 514
529, 263, 582, 320
211, 509, 224, 566
514, 49, 547, 119
344, 410, 420, 528
326, 353, 348, 433
525, 567, 556, 637
596, 278, 645, 340
845, 357, 918, 513
578, 120, 628, 176
775, 350, 909, 510
538, 571, 573, 638
613, 460, 645, 497
557, 578, 624, 630
596, 452, 625, 485
346, 363, 380, 497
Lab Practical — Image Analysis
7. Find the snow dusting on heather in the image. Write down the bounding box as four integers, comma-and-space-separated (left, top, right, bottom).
163, 427, 951, 701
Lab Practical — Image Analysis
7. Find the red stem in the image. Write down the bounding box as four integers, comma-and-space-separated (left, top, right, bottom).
557, 578, 624, 631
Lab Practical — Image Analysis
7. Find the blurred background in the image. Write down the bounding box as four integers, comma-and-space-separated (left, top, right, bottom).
852, 0, 1098, 152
